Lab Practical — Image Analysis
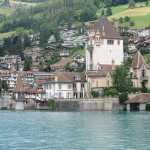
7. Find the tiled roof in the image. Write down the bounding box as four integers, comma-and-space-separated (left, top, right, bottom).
125, 93, 150, 103
131, 52, 149, 69
26, 88, 46, 94
96, 18, 122, 39
86, 64, 114, 77
41, 72, 86, 84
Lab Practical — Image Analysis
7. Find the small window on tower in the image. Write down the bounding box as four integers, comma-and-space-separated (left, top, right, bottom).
118, 40, 120, 45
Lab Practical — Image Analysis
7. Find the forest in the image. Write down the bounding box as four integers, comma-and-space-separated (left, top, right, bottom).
0, 0, 148, 34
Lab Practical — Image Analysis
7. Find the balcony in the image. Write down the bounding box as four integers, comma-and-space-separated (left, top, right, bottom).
140, 76, 148, 82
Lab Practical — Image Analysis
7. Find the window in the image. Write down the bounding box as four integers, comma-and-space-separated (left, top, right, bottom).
142, 70, 145, 77
81, 84, 84, 88
107, 39, 114, 45
59, 92, 61, 98
58, 84, 61, 89
118, 40, 120, 45
73, 83, 76, 88
68, 84, 72, 89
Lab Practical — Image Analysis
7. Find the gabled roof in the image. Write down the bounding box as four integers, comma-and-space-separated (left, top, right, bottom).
131, 52, 149, 69
96, 18, 122, 39
125, 93, 150, 104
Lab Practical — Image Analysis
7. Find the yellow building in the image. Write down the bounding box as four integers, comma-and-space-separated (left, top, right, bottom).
86, 62, 115, 96
130, 52, 150, 88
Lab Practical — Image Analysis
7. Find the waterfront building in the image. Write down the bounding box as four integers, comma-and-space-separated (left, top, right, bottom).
86, 18, 123, 71
130, 52, 150, 88
125, 93, 150, 111
41, 72, 87, 99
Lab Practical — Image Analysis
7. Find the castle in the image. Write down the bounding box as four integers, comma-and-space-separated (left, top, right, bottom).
86, 18, 123, 71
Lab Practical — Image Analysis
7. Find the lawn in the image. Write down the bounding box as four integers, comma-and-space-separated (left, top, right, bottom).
0, 31, 16, 38
97, 2, 150, 29
70, 48, 85, 58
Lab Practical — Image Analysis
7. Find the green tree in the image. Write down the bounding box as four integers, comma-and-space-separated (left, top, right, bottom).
130, 21, 135, 26
39, 23, 53, 46
129, 0, 136, 8
119, 92, 128, 104
24, 57, 32, 71
112, 61, 133, 93
91, 90, 100, 98
48, 99, 56, 110
119, 17, 123, 23
80, 8, 97, 22
106, 7, 113, 16
124, 16, 130, 22
0, 80, 8, 93
23, 34, 31, 48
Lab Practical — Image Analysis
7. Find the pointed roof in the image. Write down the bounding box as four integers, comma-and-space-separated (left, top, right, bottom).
13, 74, 26, 92
125, 93, 150, 104
131, 52, 149, 69
96, 18, 122, 39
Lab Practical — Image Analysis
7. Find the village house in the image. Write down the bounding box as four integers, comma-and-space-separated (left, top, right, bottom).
74, 55, 85, 63
86, 18, 123, 71
13, 74, 46, 110
130, 52, 150, 89
40, 72, 87, 99
86, 61, 115, 96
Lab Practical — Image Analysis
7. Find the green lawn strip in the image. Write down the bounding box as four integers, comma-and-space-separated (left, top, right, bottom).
70, 48, 85, 58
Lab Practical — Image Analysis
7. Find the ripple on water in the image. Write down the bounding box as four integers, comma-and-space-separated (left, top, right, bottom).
0, 111, 150, 150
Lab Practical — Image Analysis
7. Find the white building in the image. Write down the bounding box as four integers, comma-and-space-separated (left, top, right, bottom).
41, 72, 87, 99
86, 18, 123, 71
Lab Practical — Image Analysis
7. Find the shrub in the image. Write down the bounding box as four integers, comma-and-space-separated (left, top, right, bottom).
119, 92, 128, 104
48, 99, 56, 110
130, 21, 135, 26
146, 104, 150, 111
103, 87, 118, 97
91, 90, 100, 98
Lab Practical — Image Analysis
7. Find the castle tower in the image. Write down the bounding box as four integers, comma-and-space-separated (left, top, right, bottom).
86, 18, 123, 71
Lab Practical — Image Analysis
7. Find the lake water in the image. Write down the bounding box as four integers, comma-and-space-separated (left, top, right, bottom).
0, 111, 150, 150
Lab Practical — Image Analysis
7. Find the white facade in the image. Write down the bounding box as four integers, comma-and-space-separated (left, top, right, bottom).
86, 36, 123, 71
43, 82, 74, 99
86, 18, 123, 71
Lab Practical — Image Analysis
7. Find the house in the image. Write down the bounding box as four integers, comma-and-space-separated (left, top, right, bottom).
74, 55, 85, 63
86, 18, 123, 71
41, 72, 87, 99
86, 61, 115, 96
125, 93, 150, 111
128, 43, 136, 51
130, 52, 150, 88
13, 73, 46, 110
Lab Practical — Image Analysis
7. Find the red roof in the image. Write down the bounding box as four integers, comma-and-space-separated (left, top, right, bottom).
125, 93, 150, 103
131, 52, 149, 69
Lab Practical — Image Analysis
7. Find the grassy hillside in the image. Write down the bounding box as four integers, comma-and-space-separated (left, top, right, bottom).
98, 2, 150, 29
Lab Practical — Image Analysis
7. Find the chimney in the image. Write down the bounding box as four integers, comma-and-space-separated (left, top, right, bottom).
112, 59, 115, 71
114, 20, 119, 32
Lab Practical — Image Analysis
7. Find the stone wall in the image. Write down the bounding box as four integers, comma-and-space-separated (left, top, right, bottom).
55, 98, 120, 111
